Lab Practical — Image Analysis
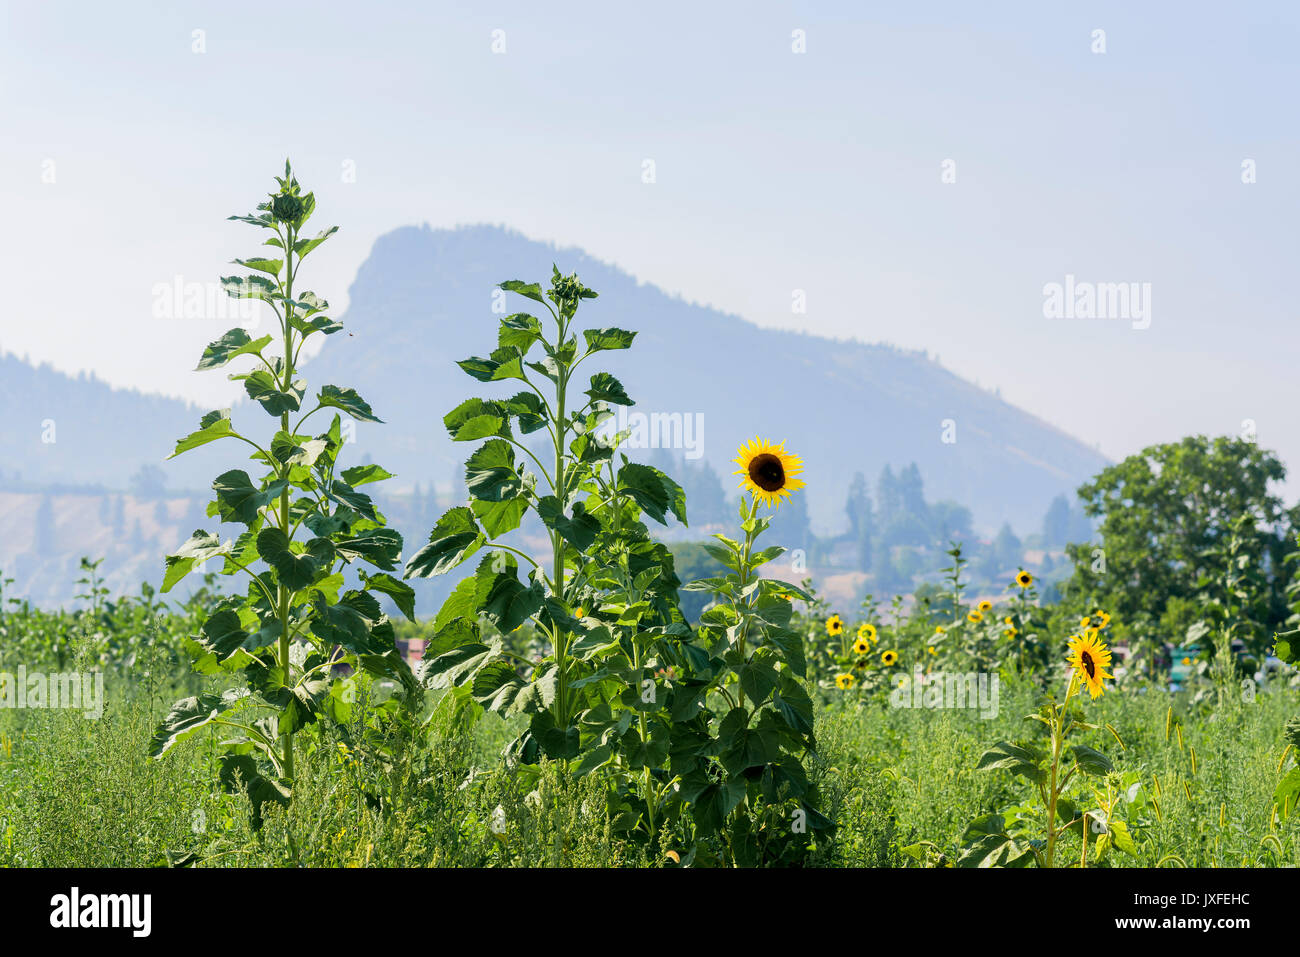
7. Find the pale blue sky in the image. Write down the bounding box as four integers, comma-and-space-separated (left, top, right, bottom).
1, 1, 1297, 491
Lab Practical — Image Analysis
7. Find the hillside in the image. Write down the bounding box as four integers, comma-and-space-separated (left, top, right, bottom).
304, 224, 1109, 531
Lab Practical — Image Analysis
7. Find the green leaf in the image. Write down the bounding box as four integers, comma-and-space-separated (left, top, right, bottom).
340, 464, 393, 487
197, 329, 273, 371
256, 527, 323, 592
1273, 767, 1300, 818
220, 274, 276, 300
471, 497, 529, 539
217, 752, 290, 831
444, 398, 510, 441
243, 369, 305, 415
585, 372, 634, 406
583, 327, 637, 352
318, 385, 382, 423
618, 462, 688, 525
212, 470, 287, 526
498, 314, 543, 351
500, 279, 546, 304
162, 529, 232, 593
169, 409, 236, 458
149, 690, 249, 757
334, 528, 403, 571
536, 496, 600, 550
293, 226, 338, 259
404, 507, 485, 578
1071, 745, 1114, 776
361, 572, 417, 621
975, 741, 1046, 783
465, 440, 521, 502
231, 257, 283, 277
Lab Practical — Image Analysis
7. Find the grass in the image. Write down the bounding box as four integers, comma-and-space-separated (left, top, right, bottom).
3, 659, 1294, 867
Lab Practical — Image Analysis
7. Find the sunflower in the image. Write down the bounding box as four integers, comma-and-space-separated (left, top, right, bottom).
826, 614, 844, 637
966, 610, 983, 623
1003, 627, 1018, 638
934, 625, 945, 635
733, 437, 805, 509
880, 650, 899, 666
1094, 609, 1111, 628
1079, 616, 1092, 629
977, 600, 993, 614
1067, 631, 1114, 699
835, 672, 856, 690
927, 645, 937, 656
1015, 570, 1033, 589
857, 622, 877, 642
1003, 616, 1014, 626
853, 637, 871, 656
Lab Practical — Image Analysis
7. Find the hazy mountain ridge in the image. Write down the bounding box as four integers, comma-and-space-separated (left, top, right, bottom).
1, 224, 1111, 602
304, 224, 1109, 532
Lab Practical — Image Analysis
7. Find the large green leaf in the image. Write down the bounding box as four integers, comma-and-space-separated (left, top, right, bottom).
975, 741, 1045, 783
465, 440, 521, 502
212, 470, 288, 526
618, 462, 688, 525
169, 409, 236, 458
583, 327, 637, 352
404, 507, 484, 578
243, 369, 305, 415
197, 329, 273, 371
317, 385, 382, 423
149, 690, 250, 757
536, 496, 600, 550
444, 398, 511, 442
162, 530, 232, 593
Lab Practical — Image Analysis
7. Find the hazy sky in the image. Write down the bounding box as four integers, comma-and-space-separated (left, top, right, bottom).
2, 2, 1297, 490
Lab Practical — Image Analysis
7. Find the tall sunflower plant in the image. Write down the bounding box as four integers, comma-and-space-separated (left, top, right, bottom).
404, 268, 698, 844
958, 630, 1123, 867
675, 439, 832, 865
149, 162, 420, 832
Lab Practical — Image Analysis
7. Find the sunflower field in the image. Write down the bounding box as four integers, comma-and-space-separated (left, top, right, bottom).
1, 164, 1297, 877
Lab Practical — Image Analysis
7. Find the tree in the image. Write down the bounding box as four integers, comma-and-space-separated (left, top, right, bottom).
129, 464, 167, 499
1042, 494, 1070, 546
1062, 435, 1294, 662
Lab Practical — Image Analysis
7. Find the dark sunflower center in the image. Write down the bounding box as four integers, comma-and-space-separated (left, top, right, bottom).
749, 453, 785, 492
1081, 650, 1095, 679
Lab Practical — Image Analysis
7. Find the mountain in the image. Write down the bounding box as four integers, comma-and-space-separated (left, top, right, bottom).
304, 225, 1108, 532
0, 224, 1110, 602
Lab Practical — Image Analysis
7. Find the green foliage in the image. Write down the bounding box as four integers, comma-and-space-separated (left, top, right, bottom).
407, 267, 698, 848
152, 162, 419, 826
1063, 435, 1295, 669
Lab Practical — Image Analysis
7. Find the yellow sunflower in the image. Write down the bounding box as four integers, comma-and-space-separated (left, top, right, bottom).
1003, 616, 1014, 626
733, 437, 805, 509
934, 625, 945, 635
852, 638, 871, 656
1003, 627, 1017, 638
1095, 609, 1111, 628
880, 650, 899, 666
1067, 631, 1114, 699
977, 600, 993, 614
826, 614, 844, 637
835, 672, 856, 690
857, 622, 877, 642
1079, 616, 1092, 629
1015, 570, 1033, 589
966, 610, 983, 623
927, 645, 937, 655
